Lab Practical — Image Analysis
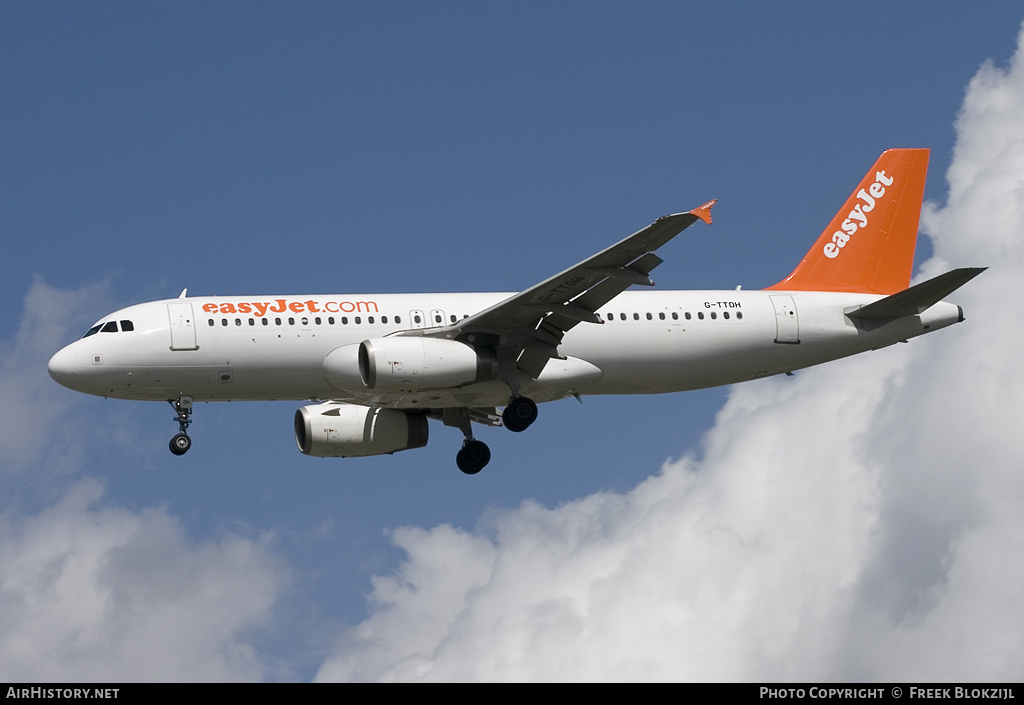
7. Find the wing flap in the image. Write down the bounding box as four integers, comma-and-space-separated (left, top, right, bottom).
517, 347, 556, 380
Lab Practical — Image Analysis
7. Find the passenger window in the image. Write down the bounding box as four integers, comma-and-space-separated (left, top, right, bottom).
328, 317, 335, 325
262, 318, 269, 326
119, 320, 134, 331
414, 315, 421, 324
434, 314, 442, 323
685, 312, 692, 320
222, 319, 228, 326
235, 318, 241, 326
208, 319, 215, 327
658, 313, 665, 320
450, 315, 457, 323
368, 316, 374, 324
633, 313, 639, 320
355, 317, 361, 324
646, 313, 652, 320
275, 318, 282, 325
382, 316, 388, 324
395, 316, 402, 324
737, 312, 744, 320
301, 317, 309, 325
672, 312, 678, 320
697, 312, 704, 320
341, 317, 348, 325
620, 313, 626, 321
314, 317, 321, 325
723, 312, 730, 319
606, 313, 613, 321
288, 317, 295, 325
101, 321, 118, 333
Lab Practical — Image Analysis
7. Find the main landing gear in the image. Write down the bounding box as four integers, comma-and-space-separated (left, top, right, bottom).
446, 396, 539, 474
456, 440, 491, 475
502, 396, 538, 433
168, 396, 193, 456
443, 408, 491, 475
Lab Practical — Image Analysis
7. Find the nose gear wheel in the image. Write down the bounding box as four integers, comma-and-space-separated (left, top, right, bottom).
168, 396, 193, 456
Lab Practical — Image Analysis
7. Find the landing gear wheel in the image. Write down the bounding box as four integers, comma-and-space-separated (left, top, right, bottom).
456, 440, 491, 475
168, 396, 194, 456
169, 433, 191, 456
502, 396, 538, 433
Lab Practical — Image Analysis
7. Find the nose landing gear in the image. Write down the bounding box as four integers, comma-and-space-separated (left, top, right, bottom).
168, 396, 193, 456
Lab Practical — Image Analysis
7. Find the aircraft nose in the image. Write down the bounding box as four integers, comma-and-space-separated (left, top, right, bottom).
47, 345, 78, 387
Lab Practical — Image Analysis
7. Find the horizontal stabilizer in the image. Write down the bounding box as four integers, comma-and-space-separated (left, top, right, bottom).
846, 267, 986, 321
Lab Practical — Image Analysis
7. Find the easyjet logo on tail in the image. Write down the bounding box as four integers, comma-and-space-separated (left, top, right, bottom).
823, 170, 895, 259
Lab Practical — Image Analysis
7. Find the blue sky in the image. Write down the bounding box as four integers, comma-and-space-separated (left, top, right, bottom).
3, 2, 1024, 681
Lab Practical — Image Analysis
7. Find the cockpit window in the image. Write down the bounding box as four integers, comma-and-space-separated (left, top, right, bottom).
82, 320, 135, 338
80, 321, 134, 340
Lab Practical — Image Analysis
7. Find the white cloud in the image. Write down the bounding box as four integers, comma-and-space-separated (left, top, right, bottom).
0, 479, 288, 682
315, 23, 1024, 682
0, 279, 291, 682
0, 277, 110, 472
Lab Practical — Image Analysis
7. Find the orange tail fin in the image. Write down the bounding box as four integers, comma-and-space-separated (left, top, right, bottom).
767, 148, 929, 294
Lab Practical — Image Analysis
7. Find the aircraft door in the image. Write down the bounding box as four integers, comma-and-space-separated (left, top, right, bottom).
168, 302, 199, 351
770, 295, 800, 344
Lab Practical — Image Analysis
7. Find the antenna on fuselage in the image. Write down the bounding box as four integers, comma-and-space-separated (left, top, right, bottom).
178, 288, 188, 299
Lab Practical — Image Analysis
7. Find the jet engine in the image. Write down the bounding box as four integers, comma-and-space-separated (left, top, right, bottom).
324, 337, 497, 393
294, 401, 428, 457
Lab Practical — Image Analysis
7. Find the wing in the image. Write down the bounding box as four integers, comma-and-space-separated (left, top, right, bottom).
414, 200, 716, 379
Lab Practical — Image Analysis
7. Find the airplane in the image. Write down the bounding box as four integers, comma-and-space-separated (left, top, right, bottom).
48, 149, 984, 474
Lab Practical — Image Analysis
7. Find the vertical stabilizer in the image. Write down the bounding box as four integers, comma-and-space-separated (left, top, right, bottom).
767, 148, 929, 294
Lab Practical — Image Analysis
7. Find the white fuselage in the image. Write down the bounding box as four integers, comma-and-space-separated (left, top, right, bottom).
47, 289, 963, 408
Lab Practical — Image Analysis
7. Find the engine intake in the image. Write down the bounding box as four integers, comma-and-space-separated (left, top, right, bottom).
294, 402, 428, 457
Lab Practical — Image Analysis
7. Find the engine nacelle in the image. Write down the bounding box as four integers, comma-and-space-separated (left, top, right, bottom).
294, 402, 428, 457
356, 337, 497, 393
323, 344, 363, 391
